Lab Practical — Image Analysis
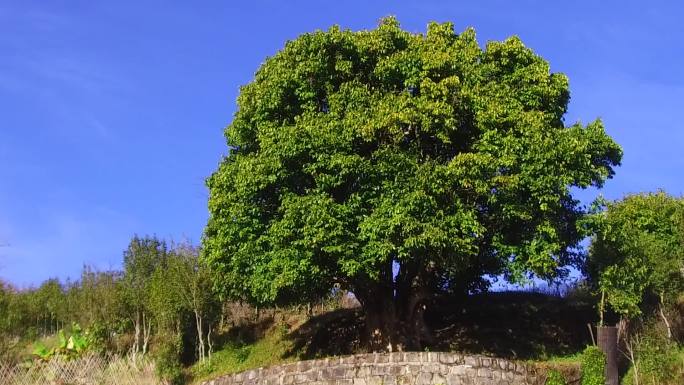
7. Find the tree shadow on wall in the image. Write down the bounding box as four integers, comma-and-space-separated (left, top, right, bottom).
285, 308, 364, 359
428, 291, 597, 359
285, 290, 596, 360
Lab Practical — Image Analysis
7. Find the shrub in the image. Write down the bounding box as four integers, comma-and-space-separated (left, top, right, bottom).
626, 326, 682, 385
581, 346, 605, 385
546, 369, 568, 385
153, 335, 184, 385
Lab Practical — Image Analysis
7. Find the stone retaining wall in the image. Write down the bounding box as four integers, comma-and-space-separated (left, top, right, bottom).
201, 352, 580, 385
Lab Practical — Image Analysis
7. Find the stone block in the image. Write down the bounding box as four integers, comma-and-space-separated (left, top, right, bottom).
497, 359, 508, 371
355, 366, 371, 377
344, 367, 358, 379
388, 365, 405, 376
405, 352, 422, 362
477, 368, 492, 378
386, 352, 401, 363
446, 374, 464, 385
320, 368, 336, 380
342, 356, 356, 365
438, 364, 451, 376
428, 352, 440, 362
297, 361, 311, 372
439, 353, 458, 364
421, 363, 441, 373
333, 367, 348, 378
282, 374, 295, 385
449, 365, 466, 376
244, 369, 257, 380
514, 363, 526, 374
374, 354, 389, 364
416, 372, 433, 385
370, 365, 387, 376
464, 356, 480, 368
433, 374, 446, 384
352, 378, 367, 385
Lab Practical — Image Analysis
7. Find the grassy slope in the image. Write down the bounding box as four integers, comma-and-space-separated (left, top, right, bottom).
189, 323, 300, 384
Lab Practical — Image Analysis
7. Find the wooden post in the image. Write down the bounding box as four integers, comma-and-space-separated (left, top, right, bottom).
597, 325, 618, 385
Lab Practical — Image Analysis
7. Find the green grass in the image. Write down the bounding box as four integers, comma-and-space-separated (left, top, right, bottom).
17, 334, 59, 358
538, 351, 583, 364
189, 324, 298, 384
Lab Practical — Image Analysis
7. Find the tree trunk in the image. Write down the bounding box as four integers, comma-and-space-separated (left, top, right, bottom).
658, 294, 672, 339
195, 310, 205, 362
207, 323, 213, 360
132, 311, 141, 356
361, 290, 399, 351
142, 311, 152, 355
355, 281, 433, 352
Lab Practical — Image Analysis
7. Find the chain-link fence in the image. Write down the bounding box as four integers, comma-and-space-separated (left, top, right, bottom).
0, 354, 162, 385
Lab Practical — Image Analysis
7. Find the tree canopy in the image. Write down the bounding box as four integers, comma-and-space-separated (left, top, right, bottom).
203, 18, 622, 350
587, 192, 684, 320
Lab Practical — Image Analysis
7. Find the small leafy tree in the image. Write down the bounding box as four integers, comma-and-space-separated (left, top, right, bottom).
76, 266, 127, 339
203, 18, 622, 351
149, 242, 219, 363
587, 192, 684, 385
587, 192, 684, 332
169, 243, 219, 363
122, 235, 169, 355
0, 280, 17, 361
33, 279, 67, 336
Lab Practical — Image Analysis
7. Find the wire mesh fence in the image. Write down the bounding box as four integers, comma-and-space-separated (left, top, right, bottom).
0, 354, 162, 385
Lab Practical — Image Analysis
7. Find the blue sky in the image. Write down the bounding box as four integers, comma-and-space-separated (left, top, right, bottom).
1, 1, 683, 286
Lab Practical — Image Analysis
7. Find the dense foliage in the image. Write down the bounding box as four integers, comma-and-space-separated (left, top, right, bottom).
587, 192, 684, 384
580, 346, 606, 385
0, 236, 217, 368
587, 192, 684, 320
203, 17, 621, 349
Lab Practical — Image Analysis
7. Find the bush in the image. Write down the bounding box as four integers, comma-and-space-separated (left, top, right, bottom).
153, 335, 184, 385
546, 369, 568, 385
581, 346, 605, 385
624, 326, 683, 385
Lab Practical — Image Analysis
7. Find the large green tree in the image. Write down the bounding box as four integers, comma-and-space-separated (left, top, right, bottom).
203, 18, 621, 350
